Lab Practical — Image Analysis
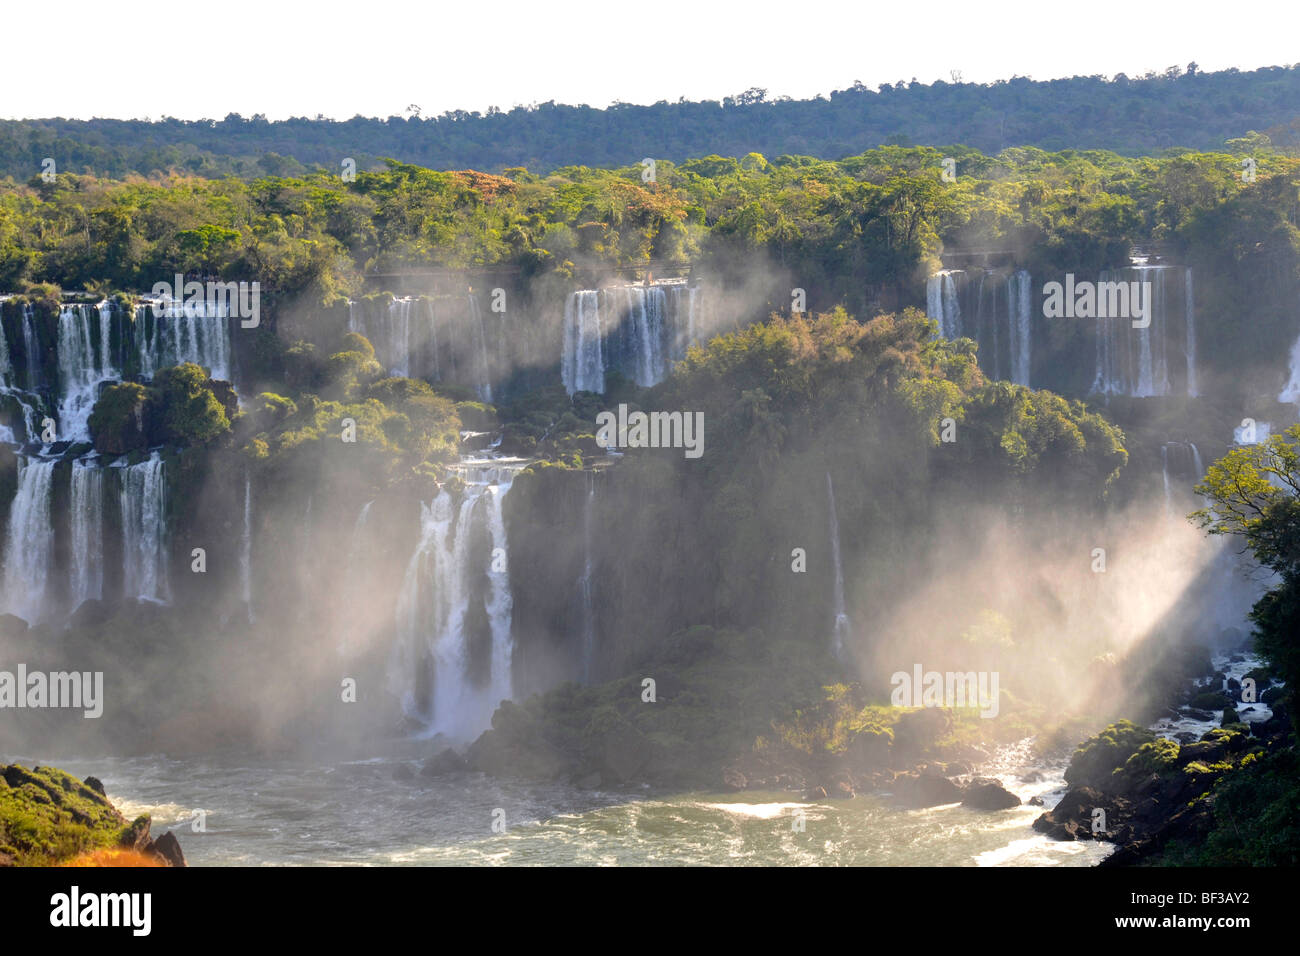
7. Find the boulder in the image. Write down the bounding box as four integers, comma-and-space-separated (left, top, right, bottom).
961, 779, 1021, 811
892, 770, 963, 808
421, 748, 468, 777
147, 831, 187, 867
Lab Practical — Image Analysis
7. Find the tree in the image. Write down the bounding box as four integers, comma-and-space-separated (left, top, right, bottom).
1194, 426, 1300, 727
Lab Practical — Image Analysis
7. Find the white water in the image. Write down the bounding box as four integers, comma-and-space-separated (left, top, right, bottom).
136, 299, 231, 382
391, 460, 522, 740
57, 302, 119, 442
928, 270, 1030, 384
468, 294, 492, 402
1184, 270, 1198, 397
0, 304, 40, 444
562, 290, 604, 395
561, 284, 698, 395
826, 473, 851, 659
0, 456, 57, 622
70, 459, 105, 609
1007, 270, 1032, 386
119, 451, 170, 604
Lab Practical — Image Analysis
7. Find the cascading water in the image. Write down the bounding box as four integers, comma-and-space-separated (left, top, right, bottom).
928, 269, 1031, 384
0, 456, 56, 623
70, 459, 105, 609
391, 459, 522, 740
1184, 270, 1198, 398
21, 303, 40, 390
926, 270, 964, 340
57, 302, 120, 441
468, 294, 492, 402
1007, 270, 1032, 386
826, 473, 851, 660
1092, 265, 1193, 398
561, 283, 698, 396
136, 299, 231, 382
562, 290, 603, 395
119, 451, 170, 604
0, 305, 39, 444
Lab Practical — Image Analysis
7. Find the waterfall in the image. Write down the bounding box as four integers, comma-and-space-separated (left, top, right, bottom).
57, 302, 120, 442
387, 297, 412, 377
240, 472, 253, 622
70, 460, 104, 609
136, 299, 231, 382
579, 472, 596, 683
929, 269, 1030, 382
1092, 266, 1191, 398
926, 270, 964, 339
626, 286, 667, 386
1008, 270, 1032, 385
0, 307, 38, 444
562, 290, 604, 395
0, 457, 57, 623
391, 465, 520, 739
21, 303, 40, 390
1185, 270, 1198, 398
562, 283, 698, 396
119, 451, 170, 604
468, 294, 492, 402
826, 473, 851, 660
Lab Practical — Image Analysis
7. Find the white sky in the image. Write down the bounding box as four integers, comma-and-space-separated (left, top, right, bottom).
2, 0, 1296, 120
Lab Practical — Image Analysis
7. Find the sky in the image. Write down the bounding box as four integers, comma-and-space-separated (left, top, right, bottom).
2, 0, 1296, 120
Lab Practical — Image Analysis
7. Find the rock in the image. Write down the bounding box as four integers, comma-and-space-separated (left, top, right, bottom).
1032, 786, 1126, 841
961, 780, 1021, 811
392, 763, 415, 781
803, 786, 827, 801
576, 771, 603, 789
118, 815, 152, 851
1028, 795, 1045, 807
892, 708, 955, 756
1018, 770, 1043, 784
721, 766, 747, 792
83, 776, 106, 796
892, 770, 963, 808
420, 748, 467, 777
147, 831, 187, 867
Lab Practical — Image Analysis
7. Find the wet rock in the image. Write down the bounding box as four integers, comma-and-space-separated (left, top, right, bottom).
961, 779, 1021, 811
1028, 795, 1045, 807
892, 770, 963, 808
421, 749, 467, 777
148, 831, 187, 867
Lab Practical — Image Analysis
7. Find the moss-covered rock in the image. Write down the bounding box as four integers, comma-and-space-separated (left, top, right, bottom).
1, 764, 137, 866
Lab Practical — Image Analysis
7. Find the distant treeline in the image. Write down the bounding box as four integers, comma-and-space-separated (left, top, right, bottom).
3, 64, 1300, 179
